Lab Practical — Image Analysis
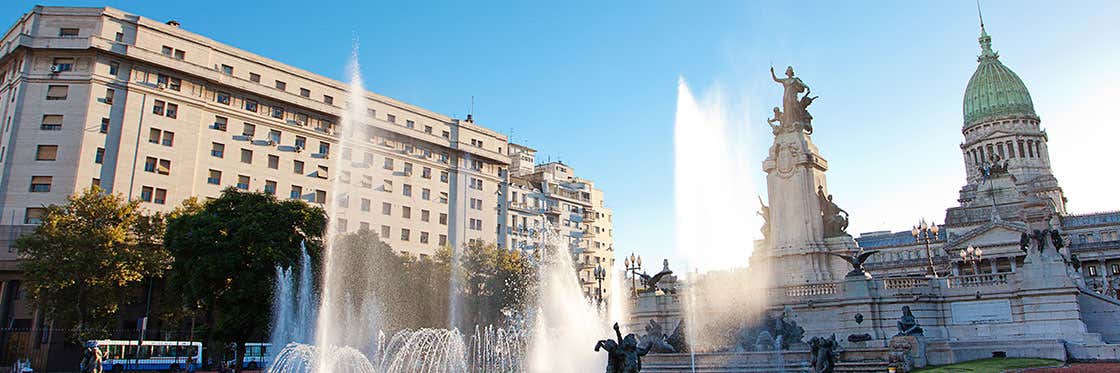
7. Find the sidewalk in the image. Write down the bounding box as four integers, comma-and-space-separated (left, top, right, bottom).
1020, 363, 1120, 373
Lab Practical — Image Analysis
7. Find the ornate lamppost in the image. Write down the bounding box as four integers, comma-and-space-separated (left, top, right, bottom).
624, 253, 642, 297
912, 219, 941, 278
960, 245, 983, 274
594, 263, 606, 308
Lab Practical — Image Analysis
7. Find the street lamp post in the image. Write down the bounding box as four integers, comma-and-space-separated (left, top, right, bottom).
594, 263, 606, 309
912, 219, 941, 278
624, 253, 642, 297
960, 245, 983, 274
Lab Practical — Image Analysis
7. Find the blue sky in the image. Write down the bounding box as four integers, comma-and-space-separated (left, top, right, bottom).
5, 1, 1118, 267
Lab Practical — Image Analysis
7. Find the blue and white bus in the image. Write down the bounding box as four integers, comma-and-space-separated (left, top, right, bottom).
92, 340, 202, 372
229, 342, 271, 370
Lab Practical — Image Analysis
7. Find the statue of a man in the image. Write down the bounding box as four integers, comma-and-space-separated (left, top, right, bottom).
771, 66, 811, 125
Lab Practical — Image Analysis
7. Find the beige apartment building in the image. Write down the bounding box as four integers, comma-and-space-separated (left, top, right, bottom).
0, 5, 617, 338
503, 143, 615, 303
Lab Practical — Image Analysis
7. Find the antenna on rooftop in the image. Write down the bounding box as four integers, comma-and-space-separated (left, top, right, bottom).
467, 96, 475, 122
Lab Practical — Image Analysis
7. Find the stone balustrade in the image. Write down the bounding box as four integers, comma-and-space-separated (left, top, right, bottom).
947, 273, 1009, 288
884, 277, 930, 289
781, 282, 838, 297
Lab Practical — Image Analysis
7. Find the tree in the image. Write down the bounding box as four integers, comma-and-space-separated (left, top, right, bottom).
456, 241, 536, 328
17, 187, 169, 342
164, 189, 325, 371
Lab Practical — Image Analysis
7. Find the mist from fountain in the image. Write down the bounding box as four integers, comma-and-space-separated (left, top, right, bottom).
267, 46, 611, 373
673, 77, 770, 354
527, 223, 609, 372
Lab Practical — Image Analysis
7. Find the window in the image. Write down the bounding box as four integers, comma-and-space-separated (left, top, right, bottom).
361, 198, 371, 212
148, 130, 174, 147
144, 157, 157, 172
140, 186, 154, 202
421, 210, 430, 222
293, 160, 305, 174
315, 190, 326, 203
382, 202, 392, 215
161, 46, 173, 56
237, 175, 250, 190
241, 149, 253, 164
41, 115, 63, 130
173, 50, 185, 60
420, 232, 429, 244
95, 148, 105, 164
100, 118, 110, 133
275, 80, 286, 90
217, 92, 231, 105
469, 218, 482, 231
114, 32, 123, 42
168, 77, 181, 91
221, 64, 233, 75
92, 178, 100, 188
424, 125, 433, 134
271, 106, 284, 119
264, 180, 277, 195
30, 176, 52, 192
291, 87, 306, 98
157, 159, 171, 175
1113, 264, 1120, 275
317, 165, 328, 179
52, 58, 73, 72
1089, 265, 1098, 276
403, 184, 412, 197
318, 142, 330, 156
295, 136, 306, 150
440, 171, 449, 183
442, 131, 450, 139
250, 73, 261, 83
404, 162, 413, 175
400, 228, 410, 241
402, 206, 411, 219
361, 175, 372, 188
105, 88, 115, 104
207, 170, 221, 185
23, 207, 47, 225
439, 234, 448, 246
244, 99, 258, 112
421, 188, 430, 200
470, 177, 483, 190
211, 142, 225, 158
109, 61, 120, 76
46, 85, 68, 100
381, 225, 391, 238
439, 213, 448, 225
153, 188, 167, 204
148, 128, 161, 144
268, 155, 279, 169
243, 123, 256, 137
165, 103, 178, 119
383, 157, 394, 170
422, 167, 431, 179
439, 192, 448, 204
213, 116, 228, 131
290, 185, 302, 199
470, 198, 482, 210
152, 100, 165, 115
336, 218, 348, 232
35, 145, 58, 161
406, 120, 415, 129
323, 95, 333, 105
59, 28, 79, 37
360, 222, 370, 231
470, 160, 482, 171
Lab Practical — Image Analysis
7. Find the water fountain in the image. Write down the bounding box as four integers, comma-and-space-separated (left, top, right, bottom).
265, 46, 617, 372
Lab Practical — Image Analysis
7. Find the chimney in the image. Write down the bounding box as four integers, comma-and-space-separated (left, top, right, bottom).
466, 114, 473, 123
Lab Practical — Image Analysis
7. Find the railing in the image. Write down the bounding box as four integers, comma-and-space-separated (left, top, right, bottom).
780, 283, 838, 297
883, 277, 929, 290
947, 273, 1009, 288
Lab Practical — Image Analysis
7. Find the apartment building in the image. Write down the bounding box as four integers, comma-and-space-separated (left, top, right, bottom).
503, 143, 615, 301
0, 6, 512, 264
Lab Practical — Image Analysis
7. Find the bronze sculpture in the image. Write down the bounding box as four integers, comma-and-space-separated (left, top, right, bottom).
596, 323, 649, 373
808, 334, 839, 373
827, 249, 880, 278
896, 306, 924, 336
637, 260, 674, 293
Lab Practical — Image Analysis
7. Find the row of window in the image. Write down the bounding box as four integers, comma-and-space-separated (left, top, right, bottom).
968, 138, 1044, 166
350, 222, 446, 246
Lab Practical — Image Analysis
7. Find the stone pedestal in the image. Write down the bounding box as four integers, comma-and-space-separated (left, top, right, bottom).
888, 335, 926, 371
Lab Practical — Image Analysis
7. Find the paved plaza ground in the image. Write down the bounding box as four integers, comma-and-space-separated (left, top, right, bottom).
1020, 363, 1120, 372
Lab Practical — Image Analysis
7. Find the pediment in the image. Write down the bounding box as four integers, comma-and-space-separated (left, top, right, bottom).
945, 221, 1027, 250
976, 130, 1018, 142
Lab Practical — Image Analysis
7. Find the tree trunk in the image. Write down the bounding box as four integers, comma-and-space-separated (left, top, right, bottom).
234, 341, 245, 373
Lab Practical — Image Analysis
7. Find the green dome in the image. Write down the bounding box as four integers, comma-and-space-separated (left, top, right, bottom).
962, 27, 1038, 128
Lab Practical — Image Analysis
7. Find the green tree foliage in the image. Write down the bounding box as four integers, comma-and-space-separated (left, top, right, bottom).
16, 187, 170, 342
164, 189, 325, 368
455, 241, 536, 328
